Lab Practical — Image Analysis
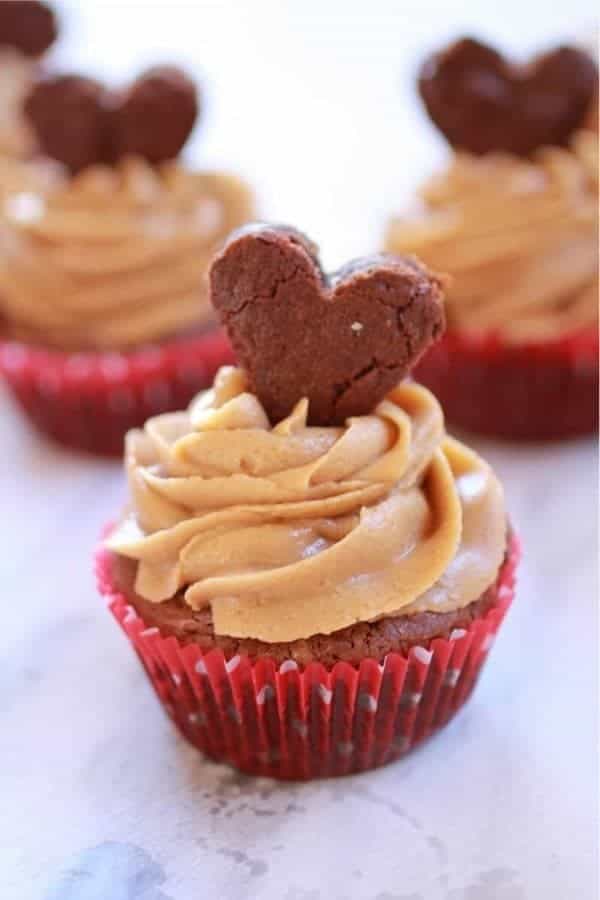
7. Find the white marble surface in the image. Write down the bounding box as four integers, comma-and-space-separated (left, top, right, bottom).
2, 2, 598, 898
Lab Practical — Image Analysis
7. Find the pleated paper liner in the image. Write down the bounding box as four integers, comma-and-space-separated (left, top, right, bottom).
96, 532, 521, 781
413, 326, 598, 441
0, 330, 235, 456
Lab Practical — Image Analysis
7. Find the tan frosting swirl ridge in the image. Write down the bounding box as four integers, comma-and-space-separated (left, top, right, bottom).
0, 157, 254, 349
386, 131, 599, 342
106, 367, 507, 643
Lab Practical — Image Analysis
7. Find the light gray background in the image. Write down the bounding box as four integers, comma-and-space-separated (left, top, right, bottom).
2, 2, 598, 898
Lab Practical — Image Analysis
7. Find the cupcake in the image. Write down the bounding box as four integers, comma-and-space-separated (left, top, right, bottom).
0, 1, 58, 158
386, 37, 599, 440
97, 224, 519, 780
0, 66, 253, 455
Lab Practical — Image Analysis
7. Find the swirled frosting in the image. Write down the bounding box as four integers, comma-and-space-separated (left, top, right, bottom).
0, 157, 254, 349
106, 367, 506, 643
386, 131, 599, 342
0, 50, 36, 158
0, 153, 59, 202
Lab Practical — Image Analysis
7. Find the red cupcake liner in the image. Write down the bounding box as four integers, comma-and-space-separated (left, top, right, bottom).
413, 326, 598, 441
95, 531, 520, 781
0, 330, 235, 456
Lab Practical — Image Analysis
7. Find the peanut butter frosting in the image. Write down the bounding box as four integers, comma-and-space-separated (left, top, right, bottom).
0, 157, 253, 349
0, 153, 59, 202
106, 366, 506, 643
0, 50, 36, 158
386, 131, 599, 343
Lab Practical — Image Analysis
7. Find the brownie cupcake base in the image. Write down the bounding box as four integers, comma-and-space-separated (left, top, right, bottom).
96, 529, 520, 780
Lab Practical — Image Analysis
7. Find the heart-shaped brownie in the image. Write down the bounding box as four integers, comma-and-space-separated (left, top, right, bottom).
24, 65, 199, 174
419, 37, 598, 156
0, 1, 57, 57
110, 66, 198, 165
210, 224, 445, 425
24, 75, 112, 175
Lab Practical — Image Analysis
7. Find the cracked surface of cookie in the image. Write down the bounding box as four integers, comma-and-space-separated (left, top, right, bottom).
210, 223, 445, 425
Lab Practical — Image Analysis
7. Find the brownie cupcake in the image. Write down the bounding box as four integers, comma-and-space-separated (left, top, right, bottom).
0, 65, 254, 455
0, 1, 57, 158
97, 225, 519, 780
386, 37, 599, 440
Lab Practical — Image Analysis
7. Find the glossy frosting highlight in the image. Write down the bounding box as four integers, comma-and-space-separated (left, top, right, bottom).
107, 367, 506, 642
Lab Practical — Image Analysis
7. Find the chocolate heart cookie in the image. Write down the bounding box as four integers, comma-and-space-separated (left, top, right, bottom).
0, 1, 57, 57
24, 65, 199, 174
419, 37, 598, 156
210, 224, 445, 425
111, 66, 198, 165
24, 74, 112, 175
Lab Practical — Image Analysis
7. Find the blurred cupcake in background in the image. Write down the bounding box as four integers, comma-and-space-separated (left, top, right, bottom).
0, 64, 254, 455
386, 37, 599, 440
0, 1, 58, 159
